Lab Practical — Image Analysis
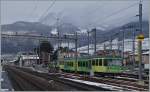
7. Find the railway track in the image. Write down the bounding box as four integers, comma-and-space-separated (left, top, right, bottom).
4, 66, 57, 91
4, 65, 111, 91
95, 73, 149, 86
14, 66, 149, 91
60, 73, 149, 91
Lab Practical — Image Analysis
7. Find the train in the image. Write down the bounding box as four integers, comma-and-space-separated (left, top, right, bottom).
49, 56, 127, 75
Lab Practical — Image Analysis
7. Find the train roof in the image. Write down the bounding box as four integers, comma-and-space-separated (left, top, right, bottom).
64, 56, 122, 61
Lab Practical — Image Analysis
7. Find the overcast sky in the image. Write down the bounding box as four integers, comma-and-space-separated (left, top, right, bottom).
1, 0, 149, 29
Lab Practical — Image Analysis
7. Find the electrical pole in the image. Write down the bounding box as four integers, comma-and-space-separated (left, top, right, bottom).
68, 39, 69, 50
57, 18, 60, 49
132, 25, 135, 70
104, 44, 106, 50
36, 45, 38, 65
110, 36, 112, 50
122, 28, 125, 66
87, 31, 90, 55
92, 28, 97, 55
75, 32, 78, 73
39, 39, 41, 65
137, 1, 144, 84
67, 39, 69, 57
117, 31, 120, 51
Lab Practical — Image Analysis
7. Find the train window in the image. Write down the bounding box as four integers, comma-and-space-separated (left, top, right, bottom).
96, 59, 99, 66
85, 61, 87, 67
79, 62, 80, 67
83, 62, 85, 67
81, 62, 83, 67
85, 62, 87, 67
83, 62, 84, 67
80, 62, 81, 67
92, 60, 95, 65
86, 62, 88, 67
78, 62, 80, 66
84, 61, 87, 67
71, 62, 72, 66
99, 59, 102, 66
79, 61, 81, 66
104, 59, 108, 66
88, 60, 91, 68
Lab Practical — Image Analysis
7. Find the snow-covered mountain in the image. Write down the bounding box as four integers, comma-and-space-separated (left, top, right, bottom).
77, 38, 149, 54
1, 21, 149, 54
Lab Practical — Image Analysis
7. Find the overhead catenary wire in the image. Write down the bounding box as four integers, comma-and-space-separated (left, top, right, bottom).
38, 0, 56, 22
27, 0, 38, 19
93, 2, 139, 26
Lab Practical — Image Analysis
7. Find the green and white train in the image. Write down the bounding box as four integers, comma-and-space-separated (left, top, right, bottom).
49, 56, 126, 75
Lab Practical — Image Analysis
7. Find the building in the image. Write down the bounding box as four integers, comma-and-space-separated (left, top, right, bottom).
16, 52, 39, 67
128, 50, 149, 69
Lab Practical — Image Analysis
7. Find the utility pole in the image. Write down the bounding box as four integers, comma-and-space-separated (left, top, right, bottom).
137, 0, 144, 85
117, 32, 120, 51
132, 25, 136, 70
57, 18, 60, 49
68, 39, 69, 49
87, 31, 90, 55
67, 39, 69, 57
75, 32, 78, 73
103, 44, 106, 50
36, 45, 38, 65
122, 28, 125, 66
110, 36, 112, 50
92, 28, 97, 54
39, 39, 41, 65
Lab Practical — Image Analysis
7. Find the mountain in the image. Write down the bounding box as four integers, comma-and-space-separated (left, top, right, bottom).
1, 21, 80, 54
1, 21, 149, 54
2, 21, 53, 36
78, 21, 149, 46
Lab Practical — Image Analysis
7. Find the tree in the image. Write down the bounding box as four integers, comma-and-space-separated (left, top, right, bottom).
39, 40, 54, 53
51, 46, 69, 61
34, 40, 54, 65
34, 41, 53, 54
